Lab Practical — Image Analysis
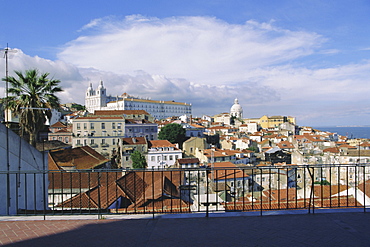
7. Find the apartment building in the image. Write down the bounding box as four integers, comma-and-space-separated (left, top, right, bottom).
72, 110, 157, 157
147, 140, 183, 169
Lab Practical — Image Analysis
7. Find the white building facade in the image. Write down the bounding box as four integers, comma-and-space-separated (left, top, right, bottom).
147, 140, 183, 169
85, 81, 192, 120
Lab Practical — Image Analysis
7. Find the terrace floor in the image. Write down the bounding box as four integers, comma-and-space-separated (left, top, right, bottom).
1, 209, 370, 246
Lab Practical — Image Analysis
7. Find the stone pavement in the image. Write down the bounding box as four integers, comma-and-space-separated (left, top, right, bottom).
1, 211, 370, 246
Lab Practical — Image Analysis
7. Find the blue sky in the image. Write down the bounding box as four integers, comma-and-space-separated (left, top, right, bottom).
1, 0, 370, 126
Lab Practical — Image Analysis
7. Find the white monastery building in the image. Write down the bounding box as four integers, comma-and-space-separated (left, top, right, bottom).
85, 81, 192, 120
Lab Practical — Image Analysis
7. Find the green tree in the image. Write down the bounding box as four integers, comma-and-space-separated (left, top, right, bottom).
130, 150, 147, 169
314, 180, 331, 185
3, 69, 63, 146
247, 146, 258, 152
158, 123, 186, 147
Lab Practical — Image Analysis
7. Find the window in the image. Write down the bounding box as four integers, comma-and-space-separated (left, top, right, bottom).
91, 139, 94, 144
84, 123, 87, 130
101, 123, 105, 129
117, 123, 122, 129
65, 137, 69, 143
102, 139, 105, 144
112, 123, 115, 129
77, 140, 81, 145
112, 139, 116, 145
151, 156, 155, 162
164, 156, 167, 161
77, 123, 81, 130
90, 123, 94, 129
169, 155, 173, 160
175, 155, 179, 160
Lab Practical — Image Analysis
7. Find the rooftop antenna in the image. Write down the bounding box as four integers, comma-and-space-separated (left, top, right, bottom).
1, 44, 17, 215
1, 44, 17, 124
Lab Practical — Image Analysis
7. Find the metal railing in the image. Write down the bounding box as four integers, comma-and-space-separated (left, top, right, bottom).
1, 164, 369, 217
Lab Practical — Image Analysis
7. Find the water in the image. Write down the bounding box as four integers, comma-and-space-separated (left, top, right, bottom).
314, 126, 370, 139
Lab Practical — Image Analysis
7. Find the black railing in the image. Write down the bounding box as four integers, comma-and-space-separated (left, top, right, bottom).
0, 164, 369, 216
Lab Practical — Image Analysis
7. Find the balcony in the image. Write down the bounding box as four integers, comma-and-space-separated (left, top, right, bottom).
1, 164, 369, 217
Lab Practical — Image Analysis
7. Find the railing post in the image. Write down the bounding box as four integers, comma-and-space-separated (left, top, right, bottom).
152, 167, 155, 219
306, 166, 314, 214
206, 167, 209, 218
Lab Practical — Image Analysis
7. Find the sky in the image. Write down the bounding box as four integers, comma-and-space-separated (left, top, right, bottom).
1, 0, 370, 127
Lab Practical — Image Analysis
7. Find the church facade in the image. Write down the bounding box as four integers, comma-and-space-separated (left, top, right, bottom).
85, 81, 192, 120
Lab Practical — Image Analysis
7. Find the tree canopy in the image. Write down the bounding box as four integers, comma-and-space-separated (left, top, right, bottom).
3, 69, 63, 146
130, 150, 147, 169
158, 123, 186, 147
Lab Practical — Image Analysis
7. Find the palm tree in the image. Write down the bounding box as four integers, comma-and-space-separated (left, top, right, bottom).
2, 69, 63, 146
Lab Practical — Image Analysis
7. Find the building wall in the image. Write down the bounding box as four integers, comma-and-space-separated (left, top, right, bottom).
258, 115, 296, 129
108, 99, 192, 120
72, 117, 124, 156
0, 123, 48, 215
147, 148, 183, 169
120, 143, 148, 169
85, 82, 192, 119
183, 137, 208, 157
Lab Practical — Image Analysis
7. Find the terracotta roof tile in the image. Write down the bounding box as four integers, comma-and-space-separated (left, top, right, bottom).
49, 146, 109, 170
121, 137, 148, 145
149, 140, 177, 148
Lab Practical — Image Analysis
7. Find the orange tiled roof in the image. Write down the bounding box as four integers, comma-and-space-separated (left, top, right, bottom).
121, 137, 147, 145
209, 162, 248, 180
50, 121, 67, 128
277, 141, 294, 149
49, 146, 109, 170
177, 158, 200, 164
149, 140, 177, 148
57, 171, 188, 211
323, 147, 340, 153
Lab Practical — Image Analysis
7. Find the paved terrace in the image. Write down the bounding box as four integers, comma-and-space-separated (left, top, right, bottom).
1, 210, 370, 246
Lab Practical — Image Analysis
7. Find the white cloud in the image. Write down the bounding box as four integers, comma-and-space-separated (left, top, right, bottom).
2, 16, 370, 126
0, 49, 87, 103
58, 15, 323, 85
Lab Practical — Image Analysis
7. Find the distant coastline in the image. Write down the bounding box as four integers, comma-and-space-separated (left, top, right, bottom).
314, 126, 370, 139
335, 125, 370, 128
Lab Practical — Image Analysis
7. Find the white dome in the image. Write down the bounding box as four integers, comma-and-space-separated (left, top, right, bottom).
230, 98, 243, 118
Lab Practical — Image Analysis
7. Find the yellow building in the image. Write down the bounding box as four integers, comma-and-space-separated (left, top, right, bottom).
259, 115, 296, 129
244, 115, 296, 129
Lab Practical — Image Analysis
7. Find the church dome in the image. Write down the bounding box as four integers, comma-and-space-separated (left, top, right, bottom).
230, 98, 243, 118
